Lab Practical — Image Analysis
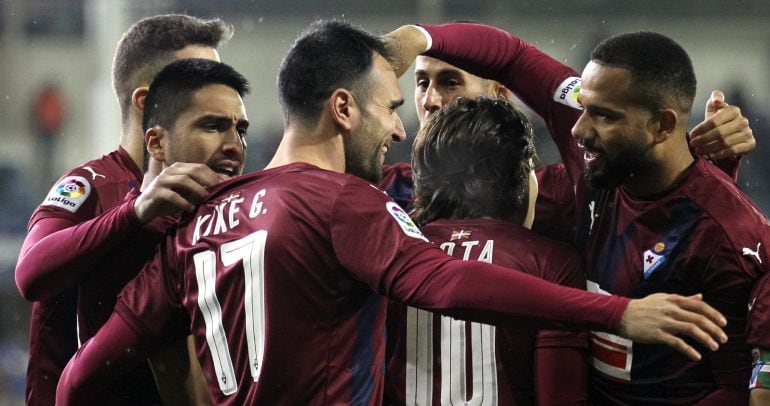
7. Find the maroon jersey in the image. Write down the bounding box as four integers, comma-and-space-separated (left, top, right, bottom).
421, 22, 769, 404
18, 146, 163, 405
385, 218, 588, 405
110, 163, 627, 405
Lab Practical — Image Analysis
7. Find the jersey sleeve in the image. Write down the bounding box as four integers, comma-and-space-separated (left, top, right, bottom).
55, 311, 151, 405
115, 232, 189, 346
329, 178, 630, 332
419, 22, 585, 184
15, 194, 145, 301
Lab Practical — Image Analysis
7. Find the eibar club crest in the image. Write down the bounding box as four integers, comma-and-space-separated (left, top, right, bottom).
642, 242, 666, 279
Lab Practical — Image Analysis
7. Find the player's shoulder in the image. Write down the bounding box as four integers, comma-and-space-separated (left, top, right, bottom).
36, 149, 137, 215
685, 159, 769, 232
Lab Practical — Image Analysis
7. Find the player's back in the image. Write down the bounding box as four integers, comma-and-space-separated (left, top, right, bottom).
171, 163, 395, 405
385, 218, 585, 406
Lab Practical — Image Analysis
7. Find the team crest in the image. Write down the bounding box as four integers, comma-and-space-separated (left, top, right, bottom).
386, 202, 427, 242
553, 76, 582, 110
642, 242, 666, 279
42, 176, 91, 213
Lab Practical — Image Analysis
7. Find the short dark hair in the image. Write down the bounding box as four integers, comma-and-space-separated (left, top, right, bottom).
412, 97, 536, 225
142, 58, 249, 133
113, 14, 233, 123
277, 20, 393, 124
591, 31, 696, 114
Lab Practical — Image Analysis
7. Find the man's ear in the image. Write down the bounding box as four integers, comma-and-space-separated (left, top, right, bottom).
493, 83, 513, 101
329, 89, 357, 131
145, 126, 166, 162
132, 86, 150, 112
652, 108, 678, 144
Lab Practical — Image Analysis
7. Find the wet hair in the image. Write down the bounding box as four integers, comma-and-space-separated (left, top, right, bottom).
112, 14, 233, 123
591, 31, 696, 114
412, 96, 536, 225
277, 20, 393, 125
142, 58, 249, 133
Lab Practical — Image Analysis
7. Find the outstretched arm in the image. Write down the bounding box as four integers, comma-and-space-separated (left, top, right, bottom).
332, 180, 728, 360
56, 312, 148, 405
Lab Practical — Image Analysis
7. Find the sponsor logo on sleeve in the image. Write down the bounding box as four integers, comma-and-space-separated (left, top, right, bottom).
553, 76, 582, 110
386, 202, 428, 242
42, 176, 91, 213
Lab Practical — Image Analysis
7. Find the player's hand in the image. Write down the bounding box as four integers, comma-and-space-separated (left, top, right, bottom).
134, 163, 226, 223
383, 25, 429, 77
689, 90, 756, 160
618, 293, 728, 361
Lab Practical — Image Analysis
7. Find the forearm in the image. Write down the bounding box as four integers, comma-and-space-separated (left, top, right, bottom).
56, 312, 148, 405
420, 23, 576, 116
420, 22, 584, 182
16, 197, 143, 301
385, 248, 629, 333
751, 388, 770, 406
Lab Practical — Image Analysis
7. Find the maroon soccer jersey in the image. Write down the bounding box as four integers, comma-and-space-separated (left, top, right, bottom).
420, 22, 770, 404
112, 163, 627, 405
18, 146, 163, 405
385, 218, 588, 405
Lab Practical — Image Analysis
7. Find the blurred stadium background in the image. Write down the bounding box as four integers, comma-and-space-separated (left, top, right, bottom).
1, 0, 770, 403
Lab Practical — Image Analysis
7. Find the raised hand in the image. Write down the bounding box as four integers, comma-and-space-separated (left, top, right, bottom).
689, 90, 755, 160
134, 162, 226, 223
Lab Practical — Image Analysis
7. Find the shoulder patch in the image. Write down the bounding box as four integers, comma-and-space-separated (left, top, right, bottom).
42, 176, 92, 213
553, 76, 583, 110
385, 202, 428, 242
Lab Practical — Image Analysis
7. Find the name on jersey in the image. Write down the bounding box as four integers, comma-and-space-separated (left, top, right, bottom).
553, 76, 583, 110
439, 239, 494, 263
192, 189, 267, 244
42, 176, 91, 213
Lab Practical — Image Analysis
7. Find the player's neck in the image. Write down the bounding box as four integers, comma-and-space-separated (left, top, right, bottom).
623, 141, 695, 198
266, 121, 345, 174
119, 118, 146, 171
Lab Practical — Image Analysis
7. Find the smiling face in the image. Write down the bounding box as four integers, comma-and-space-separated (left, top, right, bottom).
344, 54, 406, 183
163, 84, 249, 177
571, 61, 657, 189
414, 56, 498, 126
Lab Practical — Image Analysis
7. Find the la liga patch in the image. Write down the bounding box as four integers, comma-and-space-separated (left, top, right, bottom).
386, 202, 427, 242
42, 175, 91, 213
553, 76, 582, 110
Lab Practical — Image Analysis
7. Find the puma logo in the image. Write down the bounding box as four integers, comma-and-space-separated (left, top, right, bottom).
588, 200, 596, 232
83, 166, 106, 180
742, 242, 762, 264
